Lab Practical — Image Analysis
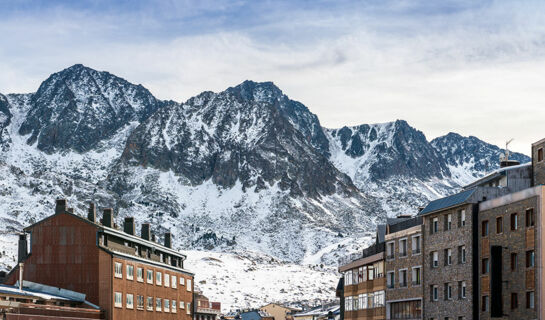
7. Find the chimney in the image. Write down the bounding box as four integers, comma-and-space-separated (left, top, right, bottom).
18, 234, 27, 263
102, 208, 114, 228
141, 223, 151, 240
164, 232, 172, 248
88, 203, 96, 222
500, 159, 520, 168
55, 199, 67, 214
18, 262, 24, 291
66, 208, 74, 214
151, 234, 156, 242
124, 217, 135, 235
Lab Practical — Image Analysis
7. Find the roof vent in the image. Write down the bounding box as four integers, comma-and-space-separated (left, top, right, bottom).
141, 223, 151, 241
124, 217, 135, 235
55, 199, 67, 214
88, 203, 96, 222
102, 208, 114, 228
164, 232, 172, 248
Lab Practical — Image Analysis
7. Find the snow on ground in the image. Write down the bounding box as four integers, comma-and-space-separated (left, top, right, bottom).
184, 249, 340, 313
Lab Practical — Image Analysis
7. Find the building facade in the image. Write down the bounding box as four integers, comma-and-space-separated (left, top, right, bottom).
194, 291, 222, 320
339, 242, 386, 320
384, 217, 423, 320
5, 199, 194, 320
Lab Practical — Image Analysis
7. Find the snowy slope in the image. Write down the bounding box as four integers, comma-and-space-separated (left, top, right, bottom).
0, 65, 531, 310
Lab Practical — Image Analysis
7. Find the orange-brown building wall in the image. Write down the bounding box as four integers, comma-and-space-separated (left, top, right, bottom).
110, 257, 194, 320
6, 213, 101, 305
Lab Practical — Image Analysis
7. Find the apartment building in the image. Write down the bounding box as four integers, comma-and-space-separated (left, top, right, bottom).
339, 241, 386, 320
194, 291, 222, 320
475, 139, 545, 320
384, 216, 423, 320
5, 199, 194, 320
419, 186, 507, 320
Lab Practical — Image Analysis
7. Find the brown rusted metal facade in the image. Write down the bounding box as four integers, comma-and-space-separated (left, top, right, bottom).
5, 201, 195, 320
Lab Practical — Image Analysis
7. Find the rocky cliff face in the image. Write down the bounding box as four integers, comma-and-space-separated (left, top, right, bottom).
18, 64, 163, 153
0, 64, 532, 265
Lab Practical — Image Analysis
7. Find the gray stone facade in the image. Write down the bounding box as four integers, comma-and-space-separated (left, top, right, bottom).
532, 139, 545, 186
422, 203, 474, 320
478, 187, 543, 320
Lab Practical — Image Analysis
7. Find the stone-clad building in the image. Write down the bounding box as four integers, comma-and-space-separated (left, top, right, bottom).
338, 137, 545, 320
384, 216, 423, 320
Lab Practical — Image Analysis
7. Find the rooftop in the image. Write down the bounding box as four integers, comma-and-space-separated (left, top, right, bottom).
418, 188, 476, 215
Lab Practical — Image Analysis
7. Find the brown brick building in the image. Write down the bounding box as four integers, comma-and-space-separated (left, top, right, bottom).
5, 199, 194, 320
384, 216, 423, 320
338, 241, 386, 320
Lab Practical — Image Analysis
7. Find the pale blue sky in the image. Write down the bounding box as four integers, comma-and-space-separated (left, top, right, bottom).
1, 0, 545, 153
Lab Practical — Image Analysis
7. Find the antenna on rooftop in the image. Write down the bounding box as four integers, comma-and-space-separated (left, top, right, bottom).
501, 138, 514, 162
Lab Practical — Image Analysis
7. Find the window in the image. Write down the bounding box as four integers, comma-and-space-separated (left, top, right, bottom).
172, 275, 177, 288
164, 299, 170, 312
126, 264, 134, 280
432, 218, 438, 234
114, 262, 123, 278
526, 291, 535, 309
368, 293, 374, 308
526, 209, 535, 227
431, 285, 438, 301
180, 277, 185, 286
353, 294, 359, 310
482, 296, 489, 312
156, 298, 162, 312
511, 293, 518, 309
412, 235, 421, 254
511, 213, 518, 230
511, 253, 518, 271
445, 248, 452, 265
445, 283, 452, 300
432, 251, 439, 268
180, 300, 185, 309
126, 293, 134, 309
360, 294, 368, 309
446, 214, 452, 231
460, 210, 466, 227
114, 292, 122, 308
358, 266, 365, 283
147, 270, 153, 284
482, 258, 489, 274
137, 267, 143, 282
362, 266, 368, 282
526, 250, 535, 268
482, 220, 489, 237
156, 271, 162, 285
374, 291, 385, 307
399, 269, 407, 287
186, 302, 191, 314
412, 267, 421, 285
399, 239, 407, 257
459, 281, 466, 299
538, 148, 544, 162
387, 271, 395, 289
165, 274, 170, 288
187, 279, 192, 291
496, 217, 503, 234
172, 300, 177, 313
146, 297, 153, 311
458, 246, 466, 264
387, 242, 395, 259
137, 295, 144, 310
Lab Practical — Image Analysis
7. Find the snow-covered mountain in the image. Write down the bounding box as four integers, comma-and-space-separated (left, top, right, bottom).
0, 64, 530, 310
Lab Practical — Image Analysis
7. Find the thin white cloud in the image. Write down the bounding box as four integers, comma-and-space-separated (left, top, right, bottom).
0, 0, 544, 153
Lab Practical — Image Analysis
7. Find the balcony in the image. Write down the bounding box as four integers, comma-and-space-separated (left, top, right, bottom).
399, 281, 408, 288
412, 280, 421, 286
196, 307, 221, 315
196, 301, 221, 315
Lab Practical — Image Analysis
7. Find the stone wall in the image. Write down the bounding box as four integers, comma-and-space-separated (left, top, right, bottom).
422, 203, 474, 320
478, 195, 538, 320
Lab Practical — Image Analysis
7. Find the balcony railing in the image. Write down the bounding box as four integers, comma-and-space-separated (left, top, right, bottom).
387, 283, 394, 289
196, 307, 221, 315
413, 248, 421, 254
412, 280, 421, 286
399, 281, 407, 288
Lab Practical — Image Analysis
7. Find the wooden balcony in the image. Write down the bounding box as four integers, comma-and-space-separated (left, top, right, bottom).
344, 278, 386, 296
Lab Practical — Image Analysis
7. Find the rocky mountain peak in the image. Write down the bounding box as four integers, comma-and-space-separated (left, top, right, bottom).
18, 64, 163, 153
